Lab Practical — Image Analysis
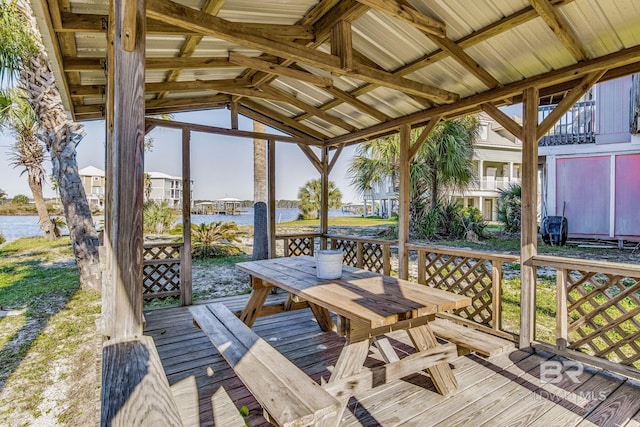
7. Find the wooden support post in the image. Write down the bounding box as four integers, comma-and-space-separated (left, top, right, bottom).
267, 139, 276, 258
520, 86, 539, 348
106, 0, 146, 339
417, 250, 426, 284
331, 21, 353, 72
556, 268, 568, 349
230, 101, 239, 130
491, 260, 502, 331
320, 146, 329, 249
181, 128, 192, 306
398, 124, 411, 280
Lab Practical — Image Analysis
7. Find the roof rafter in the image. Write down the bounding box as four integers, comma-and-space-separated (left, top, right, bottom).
227, 52, 333, 88
57, 12, 315, 39
147, 0, 459, 103
480, 103, 523, 140
354, 0, 446, 37
529, 0, 588, 62
238, 101, 327, 141
325, 43, 640, 146
156, 0, 226, 100
302, 0, 575, 123
536, 70, 605, 139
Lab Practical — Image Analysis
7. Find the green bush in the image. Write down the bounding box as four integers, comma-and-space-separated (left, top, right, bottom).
461, 207, 487, 238
175, 221, 243, 258
413, 202, 487, 240
498, 184, 522, 232
0, 233, 5, 244
11, 194, 29, 205
143, 201, 177, 234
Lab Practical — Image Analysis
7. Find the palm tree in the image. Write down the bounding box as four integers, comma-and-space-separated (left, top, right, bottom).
419, 116, 479, 210
297, 178, 342, 219
348, 116, 479, 232
188, 221, 243, 258
1, 0, 100, 289
0, 89, 54, 239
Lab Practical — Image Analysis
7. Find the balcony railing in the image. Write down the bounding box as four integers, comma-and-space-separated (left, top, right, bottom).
538, 100, 596, 146
478, 178, 521, 191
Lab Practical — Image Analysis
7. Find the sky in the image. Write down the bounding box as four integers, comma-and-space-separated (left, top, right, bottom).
0, 109, 362, 203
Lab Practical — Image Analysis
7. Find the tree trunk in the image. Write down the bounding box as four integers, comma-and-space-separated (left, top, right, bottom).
253, 121, 268, 261
19, 3, 101, 290
27, 175, 54, 240
253, 121, 267, 203
430, 166, 438, 210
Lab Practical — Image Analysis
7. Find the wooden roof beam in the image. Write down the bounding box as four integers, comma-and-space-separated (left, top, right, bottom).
529, 0, 588, 62
157, 0, 225, 100
307, 0, 575, 120
238, 101, 327, 141
74, 95, 231, 116
481, 103, 523, 140
360, 0, 500, 88
536, 70, 605, 139
331, 20, 354, 72
69, 79, 251, 96
355, 0, 446, 38
246, 0, 366, 88
144, 117, 317, 145
325, 43, 640, 146
63, 56, 252, 72
57, 12, 315, 40
298, 145, 323, 172
408, 116, 441, 161
259, 87, 358, 132
227, 52, 333, 88
146, 0, 458, 104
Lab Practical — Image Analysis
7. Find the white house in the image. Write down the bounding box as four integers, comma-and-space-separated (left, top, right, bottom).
146, 171, 193, 208
79, 165, 106, 208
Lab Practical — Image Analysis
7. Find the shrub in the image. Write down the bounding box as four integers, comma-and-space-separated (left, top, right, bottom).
176, 221, 244, 258
461, 207, 487, 238
143, 201, 177, 234
498, 184, 522, 232
413, 202, 487, 240
11, 194, 29, 205
0, 233, 5, 244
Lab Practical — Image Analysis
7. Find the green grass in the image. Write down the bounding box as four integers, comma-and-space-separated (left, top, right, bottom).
0, 237, 100, 425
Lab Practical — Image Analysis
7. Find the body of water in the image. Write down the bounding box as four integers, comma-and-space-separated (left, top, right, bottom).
0, 215, 48, 242
0, 208, 354, 242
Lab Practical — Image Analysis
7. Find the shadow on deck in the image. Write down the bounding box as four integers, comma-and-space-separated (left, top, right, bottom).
144, 294, 640, 426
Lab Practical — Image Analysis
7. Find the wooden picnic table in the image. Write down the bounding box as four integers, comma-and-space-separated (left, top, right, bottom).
236, 256, 472, 397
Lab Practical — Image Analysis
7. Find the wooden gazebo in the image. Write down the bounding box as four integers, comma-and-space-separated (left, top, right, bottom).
31, 0, 640, 424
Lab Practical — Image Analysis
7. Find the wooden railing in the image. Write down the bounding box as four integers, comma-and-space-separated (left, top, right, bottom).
528, 255, 640, 377
275, 233, 396, 275
277, 233, 323, 257
406, 244, 519, 337
143, 243, 184, 302
326, 235, 396, 275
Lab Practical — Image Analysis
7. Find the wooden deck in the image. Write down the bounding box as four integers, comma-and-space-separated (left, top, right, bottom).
145, 294, 640, 427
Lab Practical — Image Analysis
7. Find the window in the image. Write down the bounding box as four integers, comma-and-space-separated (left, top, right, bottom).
479, 123, 488, 141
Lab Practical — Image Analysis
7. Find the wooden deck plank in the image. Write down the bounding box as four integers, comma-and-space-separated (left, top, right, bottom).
427, 352, 556, 426
143, 296, 639, 427
528, 370, 627, 426
577, 380, 640, 427
343, 350, 535, 427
